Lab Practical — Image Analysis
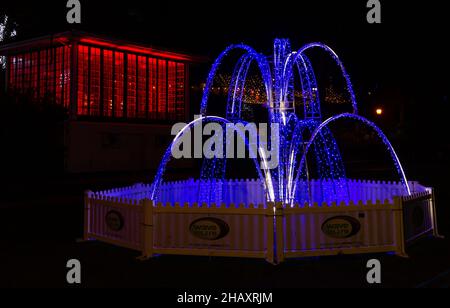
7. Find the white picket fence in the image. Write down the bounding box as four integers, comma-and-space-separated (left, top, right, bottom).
156, 178, 266, 205
90, 179, 429, 206
345, 179, 427, 203
91, 183, 153, 201
84, 179, 440, 263
280, 199, 405, 260
84, 192, 145, 251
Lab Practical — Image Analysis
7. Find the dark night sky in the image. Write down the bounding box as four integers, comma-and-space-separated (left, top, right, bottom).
2, 0, 450, 124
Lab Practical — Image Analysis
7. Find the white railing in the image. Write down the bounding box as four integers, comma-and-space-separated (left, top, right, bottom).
92, 183, 153, 201
84, 180, 439, 263
345, 179, 427, 203
156, 178, 266, 206
92, 179, 431, 207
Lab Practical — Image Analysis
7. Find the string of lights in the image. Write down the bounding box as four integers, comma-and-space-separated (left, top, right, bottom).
151, 39, 410, 205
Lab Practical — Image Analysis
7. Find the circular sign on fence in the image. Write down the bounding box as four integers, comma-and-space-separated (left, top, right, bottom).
321, 216, 361, 239
189, 217, 230, 241
105, 210, 124, 232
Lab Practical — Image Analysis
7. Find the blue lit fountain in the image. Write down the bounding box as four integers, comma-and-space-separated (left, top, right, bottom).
150, 39, 411, 206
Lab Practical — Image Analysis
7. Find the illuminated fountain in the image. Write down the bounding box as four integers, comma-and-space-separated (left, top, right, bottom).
84, 39, 441, 262
150, 39, 411, 206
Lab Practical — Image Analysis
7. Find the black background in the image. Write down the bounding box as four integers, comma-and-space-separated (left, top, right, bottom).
1, 0, 450, 289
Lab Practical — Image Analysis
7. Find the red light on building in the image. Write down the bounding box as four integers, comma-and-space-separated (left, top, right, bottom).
0, 31, 198, 122
78, 38, 194, 62
0, 31, 203, 173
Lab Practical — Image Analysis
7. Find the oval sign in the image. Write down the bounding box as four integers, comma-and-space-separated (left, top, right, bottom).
321, 216, 361, 239
105, 210, 124, 232
189, 217, 230, 240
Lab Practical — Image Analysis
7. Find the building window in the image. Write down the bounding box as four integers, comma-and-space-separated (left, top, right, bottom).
176, 63, 185, 120
103, 49, 113, 117
23, 53, 31, 91
114, 51, 124, 118
39, 50, 47, 100
148, 58, 157, 119
126, 54, 137, 118
8, 47, 71, 106
16, 54, 23, 90
6, 42, 187, 121
77, 45, 89, 115
31, 52, 39, 99
63, 46, 71, 109
157, 59, 167, 120
137, 56, 147, 119
55, 47, 63, 105
89, 47, 101, 116
47, 48, 55, 101
8, 56, 15, 89
168, 61, 176, 120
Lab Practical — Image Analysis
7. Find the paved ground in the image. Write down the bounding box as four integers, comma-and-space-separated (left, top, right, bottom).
1, 168, 449, 288
2, 236, 450, 288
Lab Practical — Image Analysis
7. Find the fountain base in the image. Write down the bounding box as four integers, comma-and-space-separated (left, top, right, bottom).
82, 179, 441, 263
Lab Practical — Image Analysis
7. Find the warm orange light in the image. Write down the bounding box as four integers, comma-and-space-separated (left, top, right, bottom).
376, 108, 383, 115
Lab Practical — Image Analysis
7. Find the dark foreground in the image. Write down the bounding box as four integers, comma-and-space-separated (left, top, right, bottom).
1, 168, 449, 288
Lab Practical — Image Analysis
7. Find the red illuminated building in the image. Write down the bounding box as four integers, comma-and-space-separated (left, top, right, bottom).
0, 32, 202, 172
1, 31, 199, 121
